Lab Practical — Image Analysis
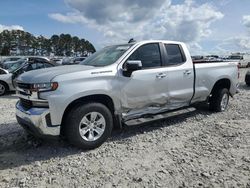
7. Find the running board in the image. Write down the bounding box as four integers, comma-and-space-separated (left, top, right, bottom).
124, 107, 196, 126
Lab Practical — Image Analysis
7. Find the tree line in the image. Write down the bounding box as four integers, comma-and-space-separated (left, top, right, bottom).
0, 30, 96, 56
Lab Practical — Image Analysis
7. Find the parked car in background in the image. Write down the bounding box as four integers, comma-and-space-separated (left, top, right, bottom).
0, 57, 22, 65
191, 56, 204, 61
1, 58, 26, 70
61, 57, 72, 65
15, 40, 239, 149
0, 57, 57, 96
50, 57, 63, 65
227, 55, 250, 68
72, 57, 86, 64
245, 71, 250, 86
0, 68, 8, 75
61, 57, 86, 65
205, 55, 220, 61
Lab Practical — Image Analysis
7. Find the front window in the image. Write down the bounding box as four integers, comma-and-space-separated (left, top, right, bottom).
81, 44, 132, 67
128, 43, 161, 69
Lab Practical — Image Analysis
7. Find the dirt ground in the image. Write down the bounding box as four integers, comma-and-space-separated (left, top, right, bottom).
0, 69, 249, 188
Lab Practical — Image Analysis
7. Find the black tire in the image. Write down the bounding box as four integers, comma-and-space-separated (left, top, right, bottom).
63, 102, 113, 149
209, 88, 229, 112
245, 75, 250, 86
0, 81, 8, 96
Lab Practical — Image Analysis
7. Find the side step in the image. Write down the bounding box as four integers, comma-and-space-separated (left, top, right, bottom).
124, 107, 196, 126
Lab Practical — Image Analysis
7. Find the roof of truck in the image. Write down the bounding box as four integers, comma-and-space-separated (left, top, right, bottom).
126, 40, 184, 45
136, 40, 184, 44
111, 40, 185, 48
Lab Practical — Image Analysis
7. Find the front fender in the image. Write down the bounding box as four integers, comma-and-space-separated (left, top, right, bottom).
43, 74, 121, 125
48, 90, 121, 125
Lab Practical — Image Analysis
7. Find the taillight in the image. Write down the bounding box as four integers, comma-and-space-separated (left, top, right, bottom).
237, 63, 240, 79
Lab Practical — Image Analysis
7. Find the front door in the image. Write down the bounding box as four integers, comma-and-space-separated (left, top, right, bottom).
119, 43, 169, 119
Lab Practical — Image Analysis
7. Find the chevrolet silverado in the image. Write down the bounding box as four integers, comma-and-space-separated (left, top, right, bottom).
15, 40, 239, 149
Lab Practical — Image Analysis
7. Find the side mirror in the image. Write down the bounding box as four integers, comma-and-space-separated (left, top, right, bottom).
125, 60, 142, 72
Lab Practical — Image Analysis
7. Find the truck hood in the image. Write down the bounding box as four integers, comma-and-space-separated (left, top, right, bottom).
16, 65, 95, 83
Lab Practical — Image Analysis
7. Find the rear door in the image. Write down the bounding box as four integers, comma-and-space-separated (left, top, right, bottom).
163, 44, 194, 108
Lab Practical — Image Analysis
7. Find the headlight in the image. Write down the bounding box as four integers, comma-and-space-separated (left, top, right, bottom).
31, 82, 58, 92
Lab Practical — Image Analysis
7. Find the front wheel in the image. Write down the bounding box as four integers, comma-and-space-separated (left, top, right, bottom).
209, 88, 229, 112
63, 103, 113, 149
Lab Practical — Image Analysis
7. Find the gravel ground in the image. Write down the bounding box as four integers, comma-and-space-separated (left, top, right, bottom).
0, 69, 249, 188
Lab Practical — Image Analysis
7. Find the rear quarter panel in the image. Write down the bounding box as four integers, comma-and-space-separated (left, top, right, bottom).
192, 62, 238, 103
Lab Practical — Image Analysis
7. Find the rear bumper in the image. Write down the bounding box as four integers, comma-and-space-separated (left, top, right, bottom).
16, 101, 60, 137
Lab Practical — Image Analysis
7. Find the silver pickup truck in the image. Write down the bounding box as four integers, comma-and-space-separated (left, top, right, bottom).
15, 40, 239, 149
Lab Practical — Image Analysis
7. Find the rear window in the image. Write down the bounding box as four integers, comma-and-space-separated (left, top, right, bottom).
164, 44, 186, 65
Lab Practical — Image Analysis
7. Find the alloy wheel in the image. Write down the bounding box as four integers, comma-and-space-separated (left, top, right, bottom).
79, 112, 106, 141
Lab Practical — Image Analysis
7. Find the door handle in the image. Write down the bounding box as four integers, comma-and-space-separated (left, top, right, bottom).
156, 73, 167, 79
184, 70, 192, 75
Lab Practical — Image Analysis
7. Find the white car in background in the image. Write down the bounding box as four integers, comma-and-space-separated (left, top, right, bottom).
50, 57, 63, 65
1, 59, 26, 70
0, 68, 8, 75
0, 57, 57, 96
227, 55, 250, 68
61, 57, 86, 65
0, 57, 22, 65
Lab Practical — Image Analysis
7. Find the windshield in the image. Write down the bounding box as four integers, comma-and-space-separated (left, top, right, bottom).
6, 59, 26, 73
81, 44, 132, 67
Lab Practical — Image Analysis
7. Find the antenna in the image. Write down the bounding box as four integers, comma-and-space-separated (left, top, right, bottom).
128, 38, 136, 43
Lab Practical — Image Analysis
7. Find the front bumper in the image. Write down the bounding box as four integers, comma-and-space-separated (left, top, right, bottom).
16, 101, 60, 137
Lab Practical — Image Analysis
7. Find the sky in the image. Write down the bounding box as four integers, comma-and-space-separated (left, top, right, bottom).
0, 0, 250, 55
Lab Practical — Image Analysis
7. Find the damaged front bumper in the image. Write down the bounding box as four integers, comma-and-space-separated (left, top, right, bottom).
16, 101, 60, 138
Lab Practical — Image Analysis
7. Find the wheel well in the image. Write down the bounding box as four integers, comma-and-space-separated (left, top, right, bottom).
210, 79, 231, 97
0, 80, 9, 91
61, 94, 115, 129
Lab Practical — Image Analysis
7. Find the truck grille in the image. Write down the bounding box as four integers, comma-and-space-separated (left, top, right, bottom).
17, 83, 32, 90
20, 98, 33, 110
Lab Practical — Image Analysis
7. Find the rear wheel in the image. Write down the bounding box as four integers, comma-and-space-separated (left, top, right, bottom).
63, 103, 113, 149
0, 82, 7, 96
209, 88, 229, 112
